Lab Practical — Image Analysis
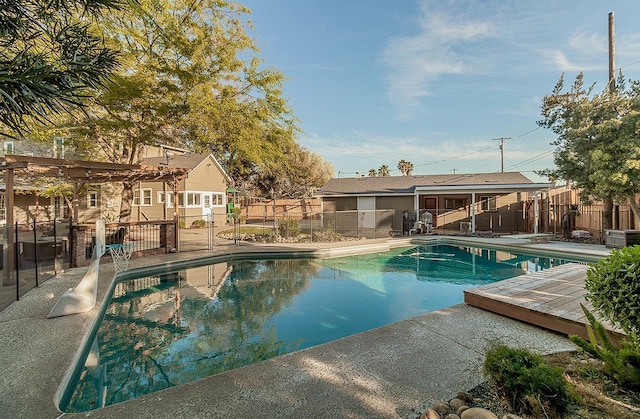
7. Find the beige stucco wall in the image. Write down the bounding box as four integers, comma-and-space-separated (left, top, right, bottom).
376, 196, 413, 210
322, 197, 357, 211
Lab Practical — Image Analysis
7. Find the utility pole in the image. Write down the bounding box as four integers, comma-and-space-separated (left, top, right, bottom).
493, 137, 511, 173
608, 12, 616, 93
604, 12, 616, 230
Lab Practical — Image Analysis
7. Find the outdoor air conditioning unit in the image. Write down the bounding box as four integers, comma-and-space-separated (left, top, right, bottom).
460, 222, 472, 231
604, 229, 640, 248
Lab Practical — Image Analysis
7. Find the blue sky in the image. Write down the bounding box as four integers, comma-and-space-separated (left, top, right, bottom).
241, 0, 640, 181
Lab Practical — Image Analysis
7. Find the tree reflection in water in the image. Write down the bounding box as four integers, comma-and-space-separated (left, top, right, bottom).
65, 259, 318, 412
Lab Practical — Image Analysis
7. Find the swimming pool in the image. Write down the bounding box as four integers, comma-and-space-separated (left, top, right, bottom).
61, 243, 582, 412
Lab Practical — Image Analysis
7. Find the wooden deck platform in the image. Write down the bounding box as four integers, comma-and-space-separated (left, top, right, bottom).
464, 263, 622, 341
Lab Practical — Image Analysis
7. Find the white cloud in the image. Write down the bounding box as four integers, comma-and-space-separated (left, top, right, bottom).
536, 48, 603, 72
568, 31, 607, 55
382, 1, 493, 120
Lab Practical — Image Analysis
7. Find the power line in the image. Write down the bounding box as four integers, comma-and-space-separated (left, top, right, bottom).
516, 126, 541, 138
619, 57, 640, 70
506, 149, 555, 170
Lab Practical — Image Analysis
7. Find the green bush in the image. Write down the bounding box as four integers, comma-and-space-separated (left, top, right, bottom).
277, 217, 300, 238
484, 344, 572, 415
190, 219, 207, 229
178, 220, 186, 229
586, 245, 640, 338
570, 304, 640, 390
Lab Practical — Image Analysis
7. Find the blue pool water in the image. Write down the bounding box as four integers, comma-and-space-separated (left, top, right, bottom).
62, 244, 579, 412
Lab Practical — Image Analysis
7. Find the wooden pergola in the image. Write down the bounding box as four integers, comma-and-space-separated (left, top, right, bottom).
1, 155, 190, 280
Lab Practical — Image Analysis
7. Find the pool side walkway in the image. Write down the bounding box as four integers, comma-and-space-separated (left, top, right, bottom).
0, 236, 611, 418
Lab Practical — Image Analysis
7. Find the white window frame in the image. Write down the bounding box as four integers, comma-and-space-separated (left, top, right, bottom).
53, 196, 69, 219
133, 188, 152, 206
212, 193, 225, 207
53, 137, 65, 159
158, 191, 174, 208
87, 191, 98, 208
186, 192, 201, 207
175, 191, 226, 208
479, 195, 497, 211
4, 141, 14, 154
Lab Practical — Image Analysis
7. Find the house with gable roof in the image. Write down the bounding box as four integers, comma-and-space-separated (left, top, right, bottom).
138, 152, 232, 226
316, 172, 552, 235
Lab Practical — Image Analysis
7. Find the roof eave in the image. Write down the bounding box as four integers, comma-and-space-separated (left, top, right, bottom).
414, 183, 553, 193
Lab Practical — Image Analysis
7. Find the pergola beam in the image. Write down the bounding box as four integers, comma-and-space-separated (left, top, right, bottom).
1, 155, 190, 284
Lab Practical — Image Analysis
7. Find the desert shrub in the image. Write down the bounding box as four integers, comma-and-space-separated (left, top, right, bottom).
190, 219, 207, 229
277, 217, 300, 238
585, 245, 640, 339
312, 229, 344, 242
570, 304, 640, 390
484, 344, 572, 415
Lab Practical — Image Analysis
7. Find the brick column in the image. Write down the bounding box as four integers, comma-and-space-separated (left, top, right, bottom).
160, 222, 176, 252
71, 225, 89, 267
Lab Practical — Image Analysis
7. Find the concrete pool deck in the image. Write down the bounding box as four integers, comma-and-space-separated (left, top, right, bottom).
0, 236, 611, 418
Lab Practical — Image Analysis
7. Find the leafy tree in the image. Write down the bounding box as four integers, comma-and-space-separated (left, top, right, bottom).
397, 159, 414, 176
251, 145, 333, 198
0, 0, 123, 135
368, 168, 377, 177
378, 164, 390, 177
538, 73, 640, 226
51, 0, 321, 219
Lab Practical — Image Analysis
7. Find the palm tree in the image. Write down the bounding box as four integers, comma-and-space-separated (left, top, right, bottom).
368, 169, 377, 177
0, 0, 123, 135
378, 165, 390, 177
397, 159, 414, 176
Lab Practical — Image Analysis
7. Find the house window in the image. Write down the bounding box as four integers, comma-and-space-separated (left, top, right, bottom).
158, 191, 174, 207
53, 137, 65, 158
176, 192, 221, 207
87, 192, 98, 208
133, 188, 152, 206
479, 196, 497, 211
213, 193, 225, 206
186, 192, 201, 206
54, 196, 69, 219
4, 141, 14, 154
202, 193, 225, 207
176, 192, 201, 207
444, 198, 466, 209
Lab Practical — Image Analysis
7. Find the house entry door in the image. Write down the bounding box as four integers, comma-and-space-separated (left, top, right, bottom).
202, 194, 212, 220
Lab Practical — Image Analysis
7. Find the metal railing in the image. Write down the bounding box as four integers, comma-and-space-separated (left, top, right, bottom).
72, 220, 175, 267
2, 202, 581, 312
1, 218, 70, 312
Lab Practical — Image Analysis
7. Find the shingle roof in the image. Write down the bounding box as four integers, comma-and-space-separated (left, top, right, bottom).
141, 153, 210, 170
316, 172, 540, 196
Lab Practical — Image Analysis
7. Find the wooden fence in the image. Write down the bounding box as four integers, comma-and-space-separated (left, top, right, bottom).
240, 198, 321, 221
